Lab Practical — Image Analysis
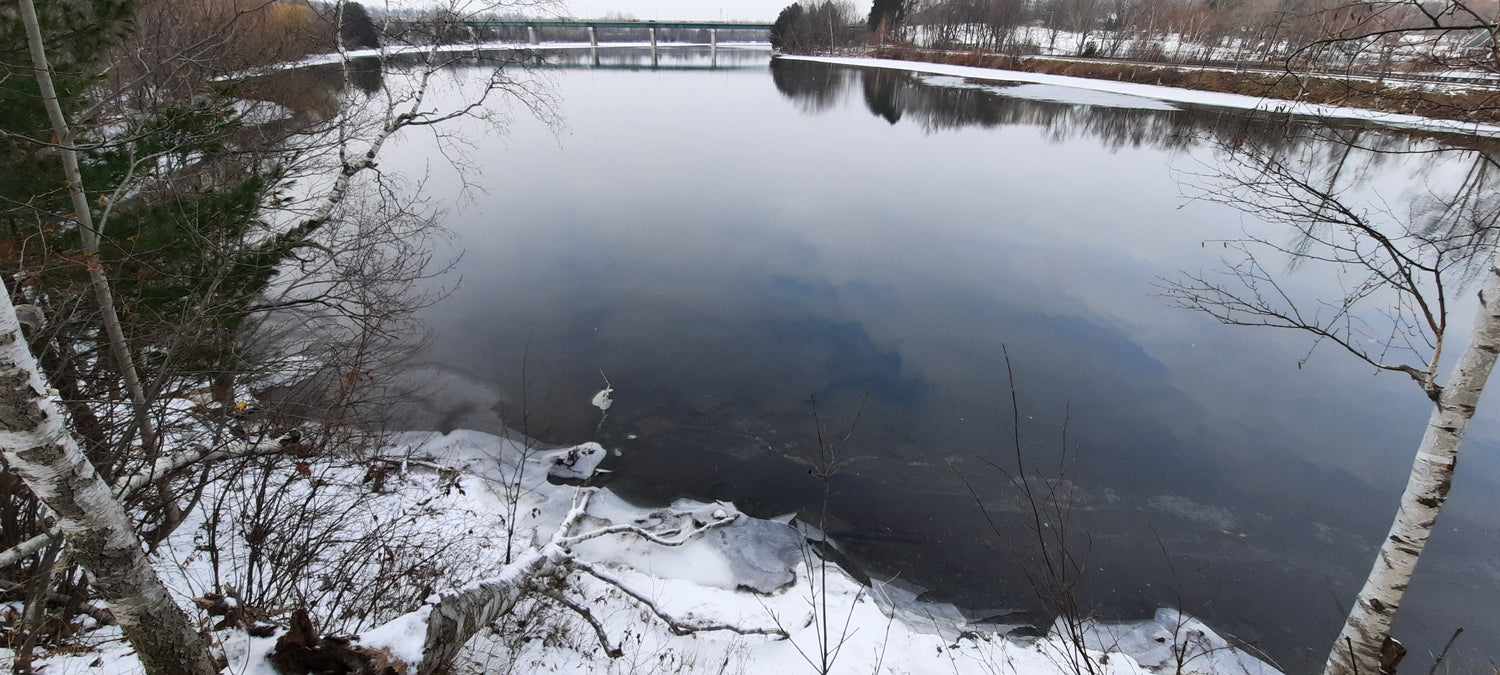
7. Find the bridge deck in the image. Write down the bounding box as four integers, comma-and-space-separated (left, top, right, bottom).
458, 20, 775, 30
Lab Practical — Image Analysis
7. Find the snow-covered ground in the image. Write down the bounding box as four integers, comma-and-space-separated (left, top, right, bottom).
902, 23, 1498, 79
3, 425, 1278, 674
781, 54, 1500, 139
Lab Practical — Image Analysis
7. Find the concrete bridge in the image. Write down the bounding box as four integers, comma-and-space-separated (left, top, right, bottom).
455, 19, 775, 48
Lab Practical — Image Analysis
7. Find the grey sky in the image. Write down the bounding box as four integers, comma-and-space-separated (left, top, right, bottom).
559, 0, 867, 21
379, 0, 872, 22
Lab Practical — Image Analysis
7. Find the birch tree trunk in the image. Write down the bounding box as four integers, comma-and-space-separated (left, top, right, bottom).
416, 545, 570, 675
1324, 258, 1500, 675
0, 280, 217, 675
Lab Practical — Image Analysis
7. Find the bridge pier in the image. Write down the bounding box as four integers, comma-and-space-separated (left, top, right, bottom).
454, 19, 777, 49
710, 28, 717, 48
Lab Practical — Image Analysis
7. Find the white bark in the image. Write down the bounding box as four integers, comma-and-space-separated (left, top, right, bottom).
0, 433, 285, 568
412, 495, 591, 674
1324, 258, 1500, 675
0, 528, 60, 569
417, 544, 571, 675
111, 438, 285, 500
0, 279, 217, 675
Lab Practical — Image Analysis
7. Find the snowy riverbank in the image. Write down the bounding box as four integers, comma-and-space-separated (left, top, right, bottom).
778, 54, 1500, 139
8, 427, 1279, 674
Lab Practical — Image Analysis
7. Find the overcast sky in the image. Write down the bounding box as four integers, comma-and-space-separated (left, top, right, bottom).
559, 0, 866, 21
386, 0, 873, 22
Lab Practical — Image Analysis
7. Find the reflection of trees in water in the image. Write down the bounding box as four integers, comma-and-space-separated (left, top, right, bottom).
1414, 154, 1500, 281
772, 58, 1500, 275
1201, 124, 1500, 283
244, 50, 540, 126
772, 58, 1500, 306
770, 58, 860, 114
347, 56, 385, 94
771, 57, 1277, 150
238, 66, 345, 123
861, 68, 904, 124
769, 58, 1500, 164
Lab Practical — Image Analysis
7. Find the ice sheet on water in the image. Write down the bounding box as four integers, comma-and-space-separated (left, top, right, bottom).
785, 55, 1500, 138
591, 386, 613, 411
383, 431, 1282, 673
1063, 608, 1279, 674
573, 492, 803, 593
918, 74, 1180, 111
1147, 495, 1239, 530
703, 515, 803, 593
869, 577, 969, 633
866, 575, 1041, 639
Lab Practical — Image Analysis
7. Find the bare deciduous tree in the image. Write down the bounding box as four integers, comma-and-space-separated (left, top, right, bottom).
1162, 129, 1500, 675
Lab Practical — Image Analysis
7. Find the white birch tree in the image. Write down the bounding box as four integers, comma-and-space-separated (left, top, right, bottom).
0, 279, 220, 675
1163, 131, 1500, 675
1261, 5, 1500, 667
1325, 275, 1500, 674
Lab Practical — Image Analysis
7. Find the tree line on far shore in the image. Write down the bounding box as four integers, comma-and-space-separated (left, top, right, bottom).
773, 0, 1500, 78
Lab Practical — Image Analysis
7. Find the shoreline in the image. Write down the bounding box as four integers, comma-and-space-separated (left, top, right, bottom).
778, 53, 1500, 139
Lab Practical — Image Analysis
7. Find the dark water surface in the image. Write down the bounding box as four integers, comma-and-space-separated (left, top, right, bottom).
367, 47, 1500, 671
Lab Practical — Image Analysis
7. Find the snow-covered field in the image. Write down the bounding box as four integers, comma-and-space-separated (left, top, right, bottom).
3, 425, 1278, 674
781, 54, 1500, 139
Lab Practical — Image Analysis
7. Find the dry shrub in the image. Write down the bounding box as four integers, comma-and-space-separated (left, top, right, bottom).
191, 450, 509, 635
108, 0, 330, 108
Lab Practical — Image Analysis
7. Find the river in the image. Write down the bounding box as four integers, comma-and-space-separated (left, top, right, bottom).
343, 45, 1500, 672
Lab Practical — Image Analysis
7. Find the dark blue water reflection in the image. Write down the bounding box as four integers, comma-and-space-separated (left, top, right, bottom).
371, 48, 1500, 671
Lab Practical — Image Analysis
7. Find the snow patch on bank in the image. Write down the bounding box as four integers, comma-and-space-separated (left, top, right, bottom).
780, 54, 1500, 138
3, 427, 1282, 674
918, 73, 1181, 111
357, 604, 432, 665
1070, 609, 1281, 674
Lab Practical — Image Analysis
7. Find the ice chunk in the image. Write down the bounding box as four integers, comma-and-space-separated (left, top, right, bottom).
546, 442, 606, 480
868, 577, 974, 635
706, 515, 803, 593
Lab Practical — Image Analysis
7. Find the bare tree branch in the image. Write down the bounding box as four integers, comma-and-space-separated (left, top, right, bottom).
573, 559, 789, 638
